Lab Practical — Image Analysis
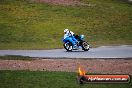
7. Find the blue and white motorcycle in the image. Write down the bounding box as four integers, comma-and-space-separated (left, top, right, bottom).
63, 35, 90, 51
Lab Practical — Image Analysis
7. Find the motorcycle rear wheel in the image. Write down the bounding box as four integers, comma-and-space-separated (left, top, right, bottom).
82, 41, 90, 51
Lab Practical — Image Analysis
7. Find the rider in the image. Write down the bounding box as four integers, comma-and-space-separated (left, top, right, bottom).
63, 29, 78, 49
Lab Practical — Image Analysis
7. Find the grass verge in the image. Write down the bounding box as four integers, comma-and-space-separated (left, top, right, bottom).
0, 55, 33, 60
0, 70, 131, 88
0, 0, 132, 49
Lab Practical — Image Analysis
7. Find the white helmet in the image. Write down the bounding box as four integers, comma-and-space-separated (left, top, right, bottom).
64, 29, 69, 33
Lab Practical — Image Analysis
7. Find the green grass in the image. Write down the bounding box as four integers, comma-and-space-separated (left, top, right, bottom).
0, 70, 131, 88
0, 55, 131, 87
0, 0, 132, 49
0, 55, 34, 60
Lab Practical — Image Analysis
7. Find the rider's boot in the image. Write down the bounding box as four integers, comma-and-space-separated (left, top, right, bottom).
73, 43, 79, 49
73, 44, 78, 49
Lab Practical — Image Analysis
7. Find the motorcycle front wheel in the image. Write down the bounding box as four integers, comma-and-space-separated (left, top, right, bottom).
63, 42, 73, 51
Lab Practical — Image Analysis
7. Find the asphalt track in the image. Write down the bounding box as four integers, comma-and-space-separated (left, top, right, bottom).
0, 45, 132, 58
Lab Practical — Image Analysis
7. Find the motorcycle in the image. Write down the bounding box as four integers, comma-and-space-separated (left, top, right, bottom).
63, 35, 90, 51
